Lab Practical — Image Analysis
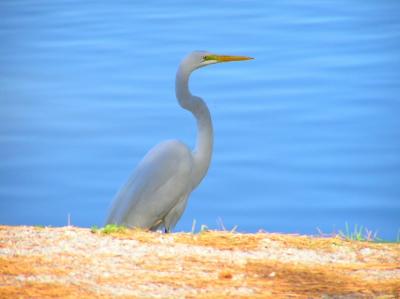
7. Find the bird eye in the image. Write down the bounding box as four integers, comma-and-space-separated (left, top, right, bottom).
202, 56, 207, 61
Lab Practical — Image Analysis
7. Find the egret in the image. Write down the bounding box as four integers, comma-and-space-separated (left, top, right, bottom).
106, 51, 253, 232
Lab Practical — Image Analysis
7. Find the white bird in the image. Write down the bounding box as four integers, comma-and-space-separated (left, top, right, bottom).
106, 51, 253, 232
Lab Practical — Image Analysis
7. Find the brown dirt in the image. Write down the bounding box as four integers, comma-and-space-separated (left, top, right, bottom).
0, 225, 399, 298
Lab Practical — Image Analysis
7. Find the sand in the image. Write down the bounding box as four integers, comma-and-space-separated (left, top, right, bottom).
0, 225, 399, 298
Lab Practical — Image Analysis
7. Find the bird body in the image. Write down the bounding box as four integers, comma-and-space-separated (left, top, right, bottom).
106, 139, 193, 231
106, 51, 252, 232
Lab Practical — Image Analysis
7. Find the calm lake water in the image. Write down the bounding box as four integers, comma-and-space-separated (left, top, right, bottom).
1, 1, 399, 240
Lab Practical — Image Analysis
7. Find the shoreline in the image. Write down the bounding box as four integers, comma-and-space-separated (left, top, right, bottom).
1, 225, 399, 298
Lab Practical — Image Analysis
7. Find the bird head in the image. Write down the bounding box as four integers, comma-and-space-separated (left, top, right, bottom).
183, 51, 253, 71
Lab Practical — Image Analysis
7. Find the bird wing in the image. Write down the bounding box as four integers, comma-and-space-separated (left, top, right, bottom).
106, 139, 193, 229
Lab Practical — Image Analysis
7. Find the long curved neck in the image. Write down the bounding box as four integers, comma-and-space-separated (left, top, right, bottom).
176, 63, 213, 189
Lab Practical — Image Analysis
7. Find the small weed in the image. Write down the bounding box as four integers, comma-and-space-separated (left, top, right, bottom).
102, 224, 127, 234
191, 219, 197, 234
317, 224, 383, 242
200, 224, 209, 232
90, 224, 128, 235
230, 225, 238, 233
90, 225, 100, 233
338, 223, 379, 242
216, 217, 226, 231
216, 217, 238, 233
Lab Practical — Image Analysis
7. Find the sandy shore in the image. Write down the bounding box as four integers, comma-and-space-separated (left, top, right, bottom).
0, 225, 399, 298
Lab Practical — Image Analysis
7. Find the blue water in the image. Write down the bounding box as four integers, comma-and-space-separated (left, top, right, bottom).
1, 1, 399, 240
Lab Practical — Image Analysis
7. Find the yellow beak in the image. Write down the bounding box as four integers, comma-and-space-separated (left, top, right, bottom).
214, 55, 254, 62
204, 54, 254, 63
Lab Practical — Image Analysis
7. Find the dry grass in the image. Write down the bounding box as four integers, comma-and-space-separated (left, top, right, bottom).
172, 230, 266, 250
0, 256, 69, 276
0, 225, 399, 298
244, 260, 400, 297
0, 282, 93, 299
